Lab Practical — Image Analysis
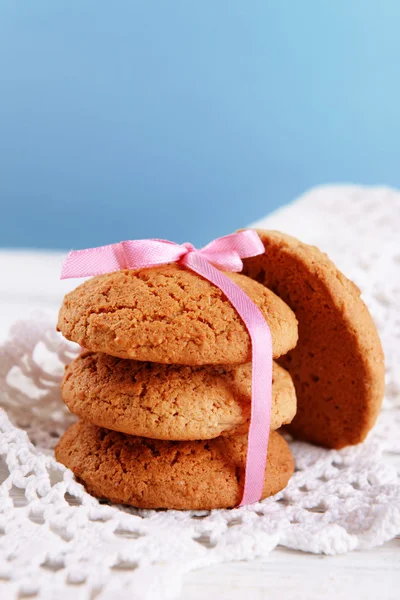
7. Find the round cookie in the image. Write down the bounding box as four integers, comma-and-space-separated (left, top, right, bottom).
55, 421, 294, 509
242, 229, 385, 449
57, 263, 298, 365
61, 352, 297, 440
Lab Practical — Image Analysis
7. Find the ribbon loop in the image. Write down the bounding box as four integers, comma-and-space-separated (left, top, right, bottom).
60, 230, 272, 506
196, 249, 243, 272
199, 230, 265, 259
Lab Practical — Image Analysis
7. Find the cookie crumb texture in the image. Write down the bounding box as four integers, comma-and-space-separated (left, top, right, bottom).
242, 230, 385, 449
57, 264, 298, 364
55, 421, 294, 510
62, 353, 297, 440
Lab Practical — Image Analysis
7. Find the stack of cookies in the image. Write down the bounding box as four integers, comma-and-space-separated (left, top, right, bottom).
55, 263, 299, 509
56, 229, 385, 509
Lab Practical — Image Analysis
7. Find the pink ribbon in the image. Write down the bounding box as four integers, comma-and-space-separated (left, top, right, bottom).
61, 230, 272, 506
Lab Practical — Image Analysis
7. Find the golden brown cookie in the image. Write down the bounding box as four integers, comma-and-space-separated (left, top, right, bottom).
57, 263, 298, 364
242, 229, 385, 449
55, 421, 294, 509
61, 352, 297, 440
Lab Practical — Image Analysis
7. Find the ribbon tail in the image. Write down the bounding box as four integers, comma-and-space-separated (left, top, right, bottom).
183, 252, 272, 506
61, 243, 128, 279
61, 239, 189, 278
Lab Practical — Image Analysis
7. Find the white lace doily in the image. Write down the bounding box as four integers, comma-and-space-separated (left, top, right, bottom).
1, 185, 399, 600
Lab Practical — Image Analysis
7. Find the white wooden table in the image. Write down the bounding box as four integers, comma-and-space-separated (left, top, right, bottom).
1, 192, 399, 599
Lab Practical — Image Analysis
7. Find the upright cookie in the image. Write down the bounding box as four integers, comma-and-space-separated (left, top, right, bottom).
57, 263, 298, 365
242, 230, 385, 449
62, 352, 297, 440
55, 421, 294, 510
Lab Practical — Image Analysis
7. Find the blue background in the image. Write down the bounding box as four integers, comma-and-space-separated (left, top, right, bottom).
1, 1, 399, 250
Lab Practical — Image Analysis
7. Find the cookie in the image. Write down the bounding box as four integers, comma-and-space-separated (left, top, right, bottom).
55, 421, 294, 509
242, 229, 385, 449
61, 352, 297, 440
57, 263, 298, 365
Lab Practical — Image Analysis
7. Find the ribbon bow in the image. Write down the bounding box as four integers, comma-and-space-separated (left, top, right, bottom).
61, 230, 272, 506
